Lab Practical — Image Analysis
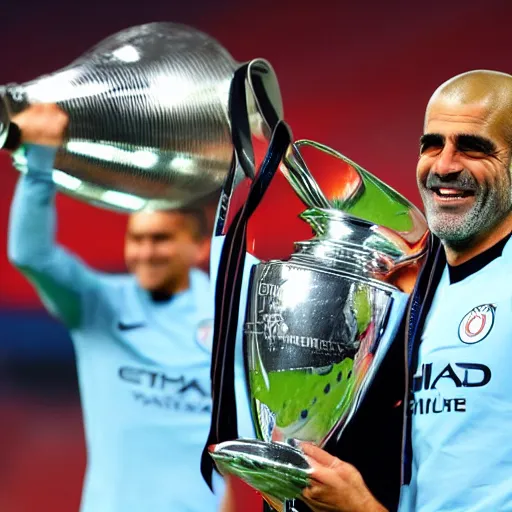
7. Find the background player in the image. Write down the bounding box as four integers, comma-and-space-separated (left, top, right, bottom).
6, 103, 222, 512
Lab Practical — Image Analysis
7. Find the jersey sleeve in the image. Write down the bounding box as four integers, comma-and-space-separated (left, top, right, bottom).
7, 144, 102, 329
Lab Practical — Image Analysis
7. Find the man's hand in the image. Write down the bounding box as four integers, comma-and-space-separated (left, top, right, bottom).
10, 103, 68, 148
300, 443, 388, 512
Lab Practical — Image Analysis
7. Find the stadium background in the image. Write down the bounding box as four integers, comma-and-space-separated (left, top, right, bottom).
1, 0, 511, 510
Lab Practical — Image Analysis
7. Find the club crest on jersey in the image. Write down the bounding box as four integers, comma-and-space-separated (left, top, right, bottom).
458, 304, 496, 344
196, 318, 214, 352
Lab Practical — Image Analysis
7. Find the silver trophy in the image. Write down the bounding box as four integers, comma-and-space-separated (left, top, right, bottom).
209, 140, 429, 511
0, 22, 283, 211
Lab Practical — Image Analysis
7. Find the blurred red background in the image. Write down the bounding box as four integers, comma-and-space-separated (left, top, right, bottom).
1, 0, 511, 510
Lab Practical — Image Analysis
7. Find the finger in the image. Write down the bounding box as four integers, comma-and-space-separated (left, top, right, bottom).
307, 460, 347, 487
12, 104, 69, 147
302, 480, 342, 512
301, 492, 325, 512
301, 442, 339, 467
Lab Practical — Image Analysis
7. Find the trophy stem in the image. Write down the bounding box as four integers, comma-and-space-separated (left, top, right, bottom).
262, 498, 301, 512
285, 499, 299, 511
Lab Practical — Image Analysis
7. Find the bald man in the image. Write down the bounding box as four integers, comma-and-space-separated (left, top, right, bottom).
5, 105, 225, 512
294, 70, 512, 512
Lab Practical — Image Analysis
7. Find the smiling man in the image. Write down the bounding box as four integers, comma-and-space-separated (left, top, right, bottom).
291, 70, 512, 512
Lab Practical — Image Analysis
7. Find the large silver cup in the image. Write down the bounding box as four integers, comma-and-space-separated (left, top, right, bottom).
0, 22, 282, 211
210, 140, 428, 510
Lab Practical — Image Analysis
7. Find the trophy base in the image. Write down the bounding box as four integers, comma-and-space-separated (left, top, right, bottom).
209, 439, 311, 506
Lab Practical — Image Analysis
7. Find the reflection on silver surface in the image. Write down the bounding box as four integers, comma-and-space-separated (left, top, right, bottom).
246, 215, 402, 448
281, 144, 331, 209
1, 23, 238, 211
211, 141, 428, 508
286, 139, 428, 251
209, 439, 310, 501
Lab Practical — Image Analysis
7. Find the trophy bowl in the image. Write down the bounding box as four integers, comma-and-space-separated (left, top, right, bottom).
1, 22, 283, 212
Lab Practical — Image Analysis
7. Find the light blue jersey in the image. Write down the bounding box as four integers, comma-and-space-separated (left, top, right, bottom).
8, 145, 223, 512
402, 237, 512, 511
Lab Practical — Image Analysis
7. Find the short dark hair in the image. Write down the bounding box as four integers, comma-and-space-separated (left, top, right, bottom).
172, 207, 211, 240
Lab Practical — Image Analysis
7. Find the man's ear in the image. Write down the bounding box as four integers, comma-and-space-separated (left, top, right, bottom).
195, 237, 212, 274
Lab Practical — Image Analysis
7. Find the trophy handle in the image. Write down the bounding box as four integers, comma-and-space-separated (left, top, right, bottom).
230, 58, 284, 182
281, 143, 331, 209
246, 59, 283, 141
214, 59, 284, 237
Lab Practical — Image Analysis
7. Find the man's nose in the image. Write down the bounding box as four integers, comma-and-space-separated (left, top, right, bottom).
432, 144, 464, 177
138, 240, 156, 259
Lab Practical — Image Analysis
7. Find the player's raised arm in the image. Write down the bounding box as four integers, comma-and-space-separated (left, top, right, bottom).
6, 104, 101, 328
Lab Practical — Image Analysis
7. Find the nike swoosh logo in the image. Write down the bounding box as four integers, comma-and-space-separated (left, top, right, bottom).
118, 322, 146, 331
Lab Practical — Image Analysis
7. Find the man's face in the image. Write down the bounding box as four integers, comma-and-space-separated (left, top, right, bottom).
417, 100, 512, 245
124, 211, 204, 292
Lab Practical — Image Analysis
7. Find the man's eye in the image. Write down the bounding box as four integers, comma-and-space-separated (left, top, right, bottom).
458, 145, 491, 158
463, 149, 486, 158
420, 144, 442, 155
154, 235, 171, 242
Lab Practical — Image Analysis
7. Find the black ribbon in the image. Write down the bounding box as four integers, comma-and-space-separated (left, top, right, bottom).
201, 119, 292, 488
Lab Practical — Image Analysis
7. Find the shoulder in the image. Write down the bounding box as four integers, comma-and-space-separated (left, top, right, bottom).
189, 269, 214, 345
89, 272, 138, 304
95, 271, 135, 288
190, 268, 212, 294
